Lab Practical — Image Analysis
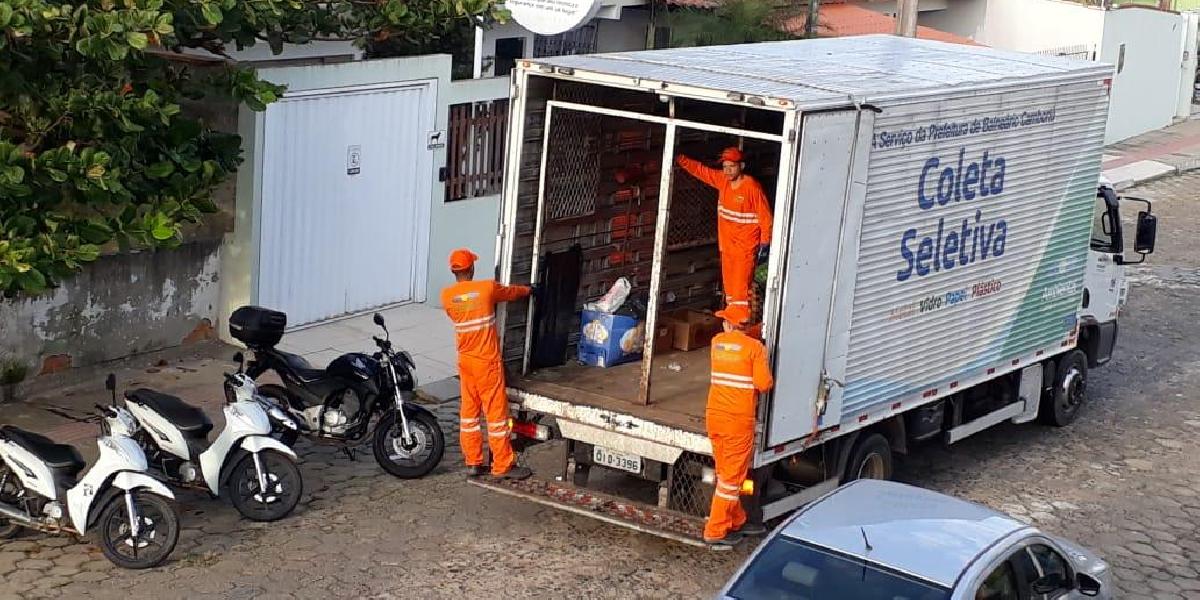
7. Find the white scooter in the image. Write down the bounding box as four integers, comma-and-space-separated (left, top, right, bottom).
119, 356, 302, 521
0, 376, 180, 569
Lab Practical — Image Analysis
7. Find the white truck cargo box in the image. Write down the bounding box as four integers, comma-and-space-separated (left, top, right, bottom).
482, 36, 1147, 539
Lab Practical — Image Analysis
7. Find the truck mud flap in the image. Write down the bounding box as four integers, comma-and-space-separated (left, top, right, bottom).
469, 476, 708, 548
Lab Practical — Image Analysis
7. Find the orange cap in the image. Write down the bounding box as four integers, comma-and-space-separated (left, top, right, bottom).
715, 305, 750, 326
719, 147, 744, 164
449, 248, 478, 272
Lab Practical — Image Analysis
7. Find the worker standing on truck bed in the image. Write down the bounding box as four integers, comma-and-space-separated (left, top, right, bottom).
704, 304, 774, 549
441, 249, 533, 481
676, 148, 773, 314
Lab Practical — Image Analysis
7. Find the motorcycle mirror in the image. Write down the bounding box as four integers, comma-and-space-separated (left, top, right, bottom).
373, 313, 386, 328
105, 373, 117, 406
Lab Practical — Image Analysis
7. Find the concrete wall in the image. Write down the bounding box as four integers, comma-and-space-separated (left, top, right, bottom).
974, 0, 1106, 52
918, 0, 989, 39
0, 242, 221, 375
1100, 7, 1189, 143
596, 11, 650, 53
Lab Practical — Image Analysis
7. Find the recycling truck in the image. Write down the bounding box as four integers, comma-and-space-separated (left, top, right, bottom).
474, 35, 1158, 545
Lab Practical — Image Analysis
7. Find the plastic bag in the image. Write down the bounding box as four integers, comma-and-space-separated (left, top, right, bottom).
583, 277, 632, 314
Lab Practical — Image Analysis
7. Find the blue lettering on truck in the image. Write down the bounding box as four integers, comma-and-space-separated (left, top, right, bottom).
897, 147, 1008, 282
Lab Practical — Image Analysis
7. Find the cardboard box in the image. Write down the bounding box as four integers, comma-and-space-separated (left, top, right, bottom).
663, 309, 722, 352
578, 310, 643, 368
651, 323, 675, 354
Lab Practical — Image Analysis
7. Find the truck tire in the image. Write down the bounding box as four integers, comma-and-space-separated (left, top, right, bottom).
843, 433, 893, 483
1040, 349, 1088, 427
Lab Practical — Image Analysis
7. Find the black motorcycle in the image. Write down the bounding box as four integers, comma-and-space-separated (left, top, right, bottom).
230, 306, 445, 479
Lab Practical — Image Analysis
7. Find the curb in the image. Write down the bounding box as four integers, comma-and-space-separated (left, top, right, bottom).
1111, 160, 1200, 191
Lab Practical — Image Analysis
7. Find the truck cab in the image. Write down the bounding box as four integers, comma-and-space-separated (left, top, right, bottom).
1080, 177, 1158, 367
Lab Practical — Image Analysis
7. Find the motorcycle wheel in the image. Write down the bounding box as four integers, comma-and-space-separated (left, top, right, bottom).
0, 519, 21, 539
372, 410, 444, 479
0, 473, 23, 539
258, 384, 300, 447
97, 490, 180, 569
227, 450, 303, 522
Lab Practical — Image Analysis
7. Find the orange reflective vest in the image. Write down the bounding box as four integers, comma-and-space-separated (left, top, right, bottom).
707, 330, 774, 427
440, 280, 530, 365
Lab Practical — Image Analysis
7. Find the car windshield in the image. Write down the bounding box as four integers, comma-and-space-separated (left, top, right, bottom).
727, 536, 951, 600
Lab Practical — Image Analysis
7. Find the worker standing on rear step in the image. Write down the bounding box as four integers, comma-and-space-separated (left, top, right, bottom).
676, 148, 773, 314
704, 305, 774, 549
441, 249, 533, 481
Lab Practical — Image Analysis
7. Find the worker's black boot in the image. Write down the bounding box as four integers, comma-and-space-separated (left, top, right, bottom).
736, 523, 768, 536
498, 466, 533, 480
704, 531, 744, 551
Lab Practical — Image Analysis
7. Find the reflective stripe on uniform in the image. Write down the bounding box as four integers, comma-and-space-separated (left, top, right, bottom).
713, 372, 752, 382
460, 426, 482, 433
712, 371, 755, 389
711, 379, 755, 390
454, 315, 497, 334
719, 207, 759, 224
487, 422, 510, 438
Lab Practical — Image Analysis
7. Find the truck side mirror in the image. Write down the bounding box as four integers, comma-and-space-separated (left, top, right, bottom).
1115, 196, 1155, 265
1134, 211, 1157, 254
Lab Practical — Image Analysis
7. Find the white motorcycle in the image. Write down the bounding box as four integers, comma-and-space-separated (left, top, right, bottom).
0, 377, 180, 569
119, 360, 302, 522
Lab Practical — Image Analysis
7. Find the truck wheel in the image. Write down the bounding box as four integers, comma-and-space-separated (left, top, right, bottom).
1040, 350, 1088, 427
843, 433, 893, 483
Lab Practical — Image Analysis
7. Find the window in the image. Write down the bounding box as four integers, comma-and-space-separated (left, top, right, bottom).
1011, 544, 1073, 600
975, 561, 1020, 600
727, 536, 951, 600
494, 37, 524, 77
652, 26, 671, 49
1091, 190, 1123, 253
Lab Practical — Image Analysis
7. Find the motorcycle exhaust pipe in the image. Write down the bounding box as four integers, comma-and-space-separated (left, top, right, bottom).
0, 502, 34, 526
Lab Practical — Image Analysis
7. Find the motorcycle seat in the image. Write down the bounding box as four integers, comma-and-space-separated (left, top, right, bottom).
125, 389, 214, 436
273, 350, 331, 384
0, 426, 85, 474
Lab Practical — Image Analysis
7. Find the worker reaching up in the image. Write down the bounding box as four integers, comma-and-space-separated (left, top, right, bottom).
676, 147, 773, 313
704, 304, 774, 549
440, 248, 533, 480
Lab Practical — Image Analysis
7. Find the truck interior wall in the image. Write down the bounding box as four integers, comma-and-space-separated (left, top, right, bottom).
504, 76, 786, 419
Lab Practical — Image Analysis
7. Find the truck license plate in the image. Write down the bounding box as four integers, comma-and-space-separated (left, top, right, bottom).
593, 445, 641, 474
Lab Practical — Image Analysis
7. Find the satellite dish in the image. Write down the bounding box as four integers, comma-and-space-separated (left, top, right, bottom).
508, 0, 603, 36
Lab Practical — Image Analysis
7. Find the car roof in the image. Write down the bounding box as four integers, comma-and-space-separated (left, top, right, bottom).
779, 480, 1032, 588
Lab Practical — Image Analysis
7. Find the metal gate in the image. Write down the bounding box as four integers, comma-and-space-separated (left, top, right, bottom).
257, 82, 436, 327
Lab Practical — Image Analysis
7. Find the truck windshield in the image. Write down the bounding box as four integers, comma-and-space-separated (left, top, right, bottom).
726, 536, 951, 600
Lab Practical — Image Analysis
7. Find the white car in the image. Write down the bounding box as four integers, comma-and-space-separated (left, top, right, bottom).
719, 480, 1110, 599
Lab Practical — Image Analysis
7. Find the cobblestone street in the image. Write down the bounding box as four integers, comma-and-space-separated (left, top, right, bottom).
2, 172, 1199, 598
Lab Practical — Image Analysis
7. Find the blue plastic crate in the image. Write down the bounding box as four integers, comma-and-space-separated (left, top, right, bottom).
578, 309, 643, 368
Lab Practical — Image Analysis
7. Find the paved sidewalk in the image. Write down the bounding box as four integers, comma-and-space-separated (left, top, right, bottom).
1102, 116, 1200, 189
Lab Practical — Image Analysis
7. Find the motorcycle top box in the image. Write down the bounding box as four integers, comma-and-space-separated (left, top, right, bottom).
230, 305, 287, 348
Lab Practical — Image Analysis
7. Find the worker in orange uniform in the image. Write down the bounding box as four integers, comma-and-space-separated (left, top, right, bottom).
441, 248, 533, 480
676, 147, 773, 314
704, 304, 774, 549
